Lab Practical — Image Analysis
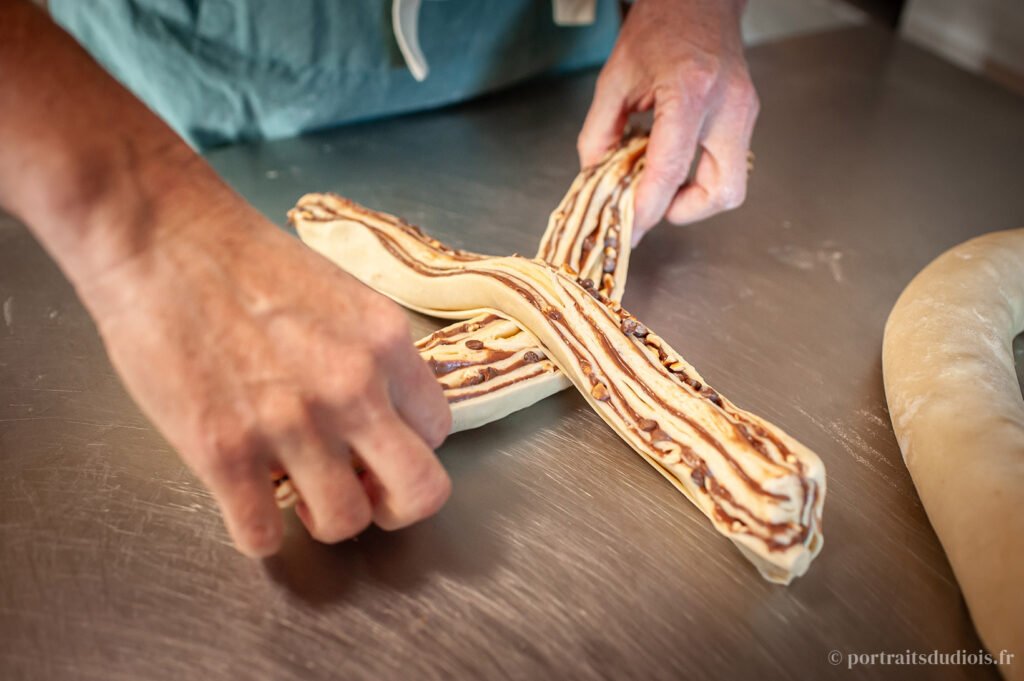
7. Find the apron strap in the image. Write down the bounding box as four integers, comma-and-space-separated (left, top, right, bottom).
392, 0, 598, 82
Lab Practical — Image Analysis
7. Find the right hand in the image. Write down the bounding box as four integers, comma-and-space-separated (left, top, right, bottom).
577, 0, 758, 243
77, 178, 453, 558
1, 0, 450, 558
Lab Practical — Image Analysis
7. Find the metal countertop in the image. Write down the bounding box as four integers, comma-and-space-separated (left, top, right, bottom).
3, 26, 1024, 681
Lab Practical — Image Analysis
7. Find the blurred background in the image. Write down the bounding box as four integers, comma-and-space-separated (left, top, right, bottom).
747, 0, 1023, 95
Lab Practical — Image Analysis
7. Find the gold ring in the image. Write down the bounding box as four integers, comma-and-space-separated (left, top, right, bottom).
271, 469, 299, 508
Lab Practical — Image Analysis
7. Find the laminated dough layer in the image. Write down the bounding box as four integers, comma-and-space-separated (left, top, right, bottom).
290, 194, 826, 584
415, 136, 645, 431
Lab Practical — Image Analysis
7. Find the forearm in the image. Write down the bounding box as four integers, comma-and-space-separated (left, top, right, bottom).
0, 0, 235, 290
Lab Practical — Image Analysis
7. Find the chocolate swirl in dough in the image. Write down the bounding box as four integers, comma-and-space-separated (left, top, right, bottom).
289, 190, 826, 585
416, 135, 646, 431
272, 140, 644, 512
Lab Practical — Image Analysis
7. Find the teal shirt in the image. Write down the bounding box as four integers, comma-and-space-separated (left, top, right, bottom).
51, 0, 620, 149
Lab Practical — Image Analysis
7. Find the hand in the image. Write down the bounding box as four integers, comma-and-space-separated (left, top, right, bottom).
0, 1, 451, 559
577, 0, 759, 242
78, 184, 453, 558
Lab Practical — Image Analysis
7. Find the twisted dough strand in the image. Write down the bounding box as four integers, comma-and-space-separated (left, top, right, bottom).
415, 136, 646, 431
290, 189, 826, 584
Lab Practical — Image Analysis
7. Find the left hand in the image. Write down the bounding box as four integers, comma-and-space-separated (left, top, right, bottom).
578, 0, 759, 243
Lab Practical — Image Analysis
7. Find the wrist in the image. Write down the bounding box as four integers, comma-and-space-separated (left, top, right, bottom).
23, 135, 237, 294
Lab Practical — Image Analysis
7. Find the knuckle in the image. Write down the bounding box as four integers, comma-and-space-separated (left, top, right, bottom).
400, 464, 452, 524
595, 61, 623, 95
427, 406, 453, 449
260, 391, 315, 440
372, 304, 412, 354
576, 131, 590, 158
232, 511, 282, 557
412, 376, 452, 449
207, 445, 256, 484
198, 414, 259, 478
313, 496, 373, 543
744, 81, 760, 111
333, 349, 381, 408
664, 199, 691, 226
715, 183, 747, 211
645, 160, 686, 189
673, 58, 719, 99
729, 73, 760, 111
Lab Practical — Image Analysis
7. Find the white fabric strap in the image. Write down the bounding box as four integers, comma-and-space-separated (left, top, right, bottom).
392, 0, 599, 82
553, 0, 597, 25
393, 0, 430, 81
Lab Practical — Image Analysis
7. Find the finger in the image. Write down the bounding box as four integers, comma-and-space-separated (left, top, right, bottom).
348, 403, 451, 531
662, 98, 756, 227
633, 91, 706, 235
388, 342, 452, 449
199, 437, 284, 558
265, 395, 372, 544
577, 71, 629, 168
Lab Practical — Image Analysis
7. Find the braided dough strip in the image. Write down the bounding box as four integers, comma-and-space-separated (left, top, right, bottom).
290, 195, 826, 584
272, 138, 643, 508
416, 136, 646, 431
883, 230, 1024, 667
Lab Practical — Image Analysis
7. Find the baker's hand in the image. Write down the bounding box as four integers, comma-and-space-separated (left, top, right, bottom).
578, 0, 758, 243
1, 0, 450, 558
78, 188, 452, 558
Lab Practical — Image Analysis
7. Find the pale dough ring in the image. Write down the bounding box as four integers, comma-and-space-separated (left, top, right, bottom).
291, 194, 826, 584
883, 229, 1024, 670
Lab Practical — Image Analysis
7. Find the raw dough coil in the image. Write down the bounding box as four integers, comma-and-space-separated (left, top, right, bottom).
883, 229, 1024, 672
415, 135, 645, 431
290, 193, 826, 584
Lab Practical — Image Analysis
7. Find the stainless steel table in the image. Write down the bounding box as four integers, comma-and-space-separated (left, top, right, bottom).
3, 26, 1023, 681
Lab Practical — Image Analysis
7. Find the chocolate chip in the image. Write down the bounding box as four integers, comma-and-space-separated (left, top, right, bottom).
465, 339, 484, 350
523, 351, 540, 363
620, 318, 650, 338
691, 469, 706, 488
547, 309, 563, 321
638, 418, 658, 432
580, 278, 595, 290
702, 387, 723, 407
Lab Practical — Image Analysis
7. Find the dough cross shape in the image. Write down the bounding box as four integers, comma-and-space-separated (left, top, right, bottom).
414, 135, 645, 432
284, 136, 826, 584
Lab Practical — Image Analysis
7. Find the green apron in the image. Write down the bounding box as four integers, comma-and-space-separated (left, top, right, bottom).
50, 0, 620, 149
